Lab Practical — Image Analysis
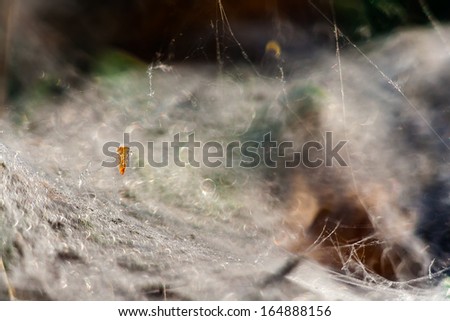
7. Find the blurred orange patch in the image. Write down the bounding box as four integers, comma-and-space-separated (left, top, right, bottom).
265, 40, 281, 59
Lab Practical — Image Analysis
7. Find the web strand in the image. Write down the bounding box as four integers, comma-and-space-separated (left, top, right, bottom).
309, 0, 450, 151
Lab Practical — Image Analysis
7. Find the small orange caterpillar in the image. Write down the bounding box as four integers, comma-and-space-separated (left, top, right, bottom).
117, 146, 130, 175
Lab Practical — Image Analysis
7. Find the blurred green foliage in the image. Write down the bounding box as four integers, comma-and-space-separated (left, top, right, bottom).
280, 85, 325, 127
92, 50, 145, 78
335, 0, 450, 40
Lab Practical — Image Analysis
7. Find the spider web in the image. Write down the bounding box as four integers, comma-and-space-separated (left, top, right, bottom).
144, 0, 450, 286
1, 0, 449, 300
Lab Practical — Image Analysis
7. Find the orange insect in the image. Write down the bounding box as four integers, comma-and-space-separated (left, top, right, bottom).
117, 146, 130, 175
